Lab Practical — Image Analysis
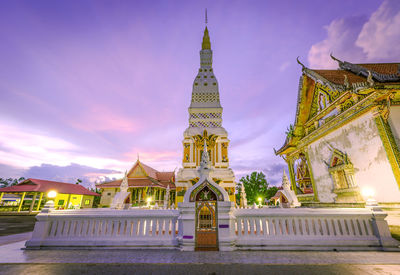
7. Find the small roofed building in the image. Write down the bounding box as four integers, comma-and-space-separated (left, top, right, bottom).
0, 178, 100, 212
271, 171, 301, 208
96, 159, 176, 207
275, 55, 400, 206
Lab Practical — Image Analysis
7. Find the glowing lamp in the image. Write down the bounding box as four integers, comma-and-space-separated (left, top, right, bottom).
146, 197, 152, 208
47, 190, 57, 199
361, 187, 374, 199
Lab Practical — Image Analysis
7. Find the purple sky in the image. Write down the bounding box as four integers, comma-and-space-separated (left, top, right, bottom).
1, 0, 399, 187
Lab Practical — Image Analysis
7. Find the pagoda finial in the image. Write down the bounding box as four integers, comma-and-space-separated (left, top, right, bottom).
137, 153, 140, 161
202, 12, 211, 50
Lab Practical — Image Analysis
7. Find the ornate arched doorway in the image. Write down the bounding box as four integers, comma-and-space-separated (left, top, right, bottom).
192, 183, 221, 251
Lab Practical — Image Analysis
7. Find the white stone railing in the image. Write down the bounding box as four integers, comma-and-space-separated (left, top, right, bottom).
26, 207, 180, 249
233, 207, 399, 250
25, 203, 398, 251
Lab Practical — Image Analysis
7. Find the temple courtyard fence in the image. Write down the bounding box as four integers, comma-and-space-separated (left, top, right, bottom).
25, 202, 399, 251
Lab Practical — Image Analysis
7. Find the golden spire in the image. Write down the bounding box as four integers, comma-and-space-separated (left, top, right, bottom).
202, 9, 211, 50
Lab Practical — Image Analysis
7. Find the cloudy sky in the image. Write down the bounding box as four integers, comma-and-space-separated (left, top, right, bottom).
1, 0, 399, 187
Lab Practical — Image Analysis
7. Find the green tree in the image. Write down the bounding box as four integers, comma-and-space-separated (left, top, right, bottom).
0, 177, 25, 188
235, 172, 279, 205
76, 179, 83, 185
90, 188, 101, 208
236, 172, 269, 204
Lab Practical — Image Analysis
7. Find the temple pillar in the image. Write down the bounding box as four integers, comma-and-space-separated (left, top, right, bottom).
190, 142, 193, 162
29, 193, 37, 213
218, 142, 222, 163
36, 192, 43, 211
287, 158, 297, 194
65, 194, 71, 209
17, 192, 26, 212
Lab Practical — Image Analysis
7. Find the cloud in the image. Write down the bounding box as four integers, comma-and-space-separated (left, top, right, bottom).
0, 163, 25, 179
308, 16, 367, 69
356, 0, 400, 60
308, 0, 400, 68
279, 61, 290, 72
23, 163, 121, 188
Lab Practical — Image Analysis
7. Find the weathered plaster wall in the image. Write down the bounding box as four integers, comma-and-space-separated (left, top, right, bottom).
307, 112, 400, 203
388, 106, 400, 148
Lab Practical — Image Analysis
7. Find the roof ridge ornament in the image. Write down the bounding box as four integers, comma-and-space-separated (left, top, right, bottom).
331, 53, 400, 82
367, 71, 375, 87
343, 74, 350, 89
296, 56, 306, 70
330, 53, 342, 64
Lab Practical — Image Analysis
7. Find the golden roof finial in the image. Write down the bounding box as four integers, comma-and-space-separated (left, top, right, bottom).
202, 10, 211, 50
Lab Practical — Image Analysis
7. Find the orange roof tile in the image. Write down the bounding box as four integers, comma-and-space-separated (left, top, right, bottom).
0, 179, 100, 196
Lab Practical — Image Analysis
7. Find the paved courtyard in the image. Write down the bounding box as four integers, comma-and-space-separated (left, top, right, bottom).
0, 233, 399, 275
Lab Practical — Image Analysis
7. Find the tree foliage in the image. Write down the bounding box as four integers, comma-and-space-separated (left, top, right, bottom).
235, 172, 278, 205
90, 188, 101, 208
0, 177, 25, 188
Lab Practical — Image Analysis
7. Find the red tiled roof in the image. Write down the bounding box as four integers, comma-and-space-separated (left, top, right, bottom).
358, 63, 400, 75
0, 179, 100, 196
156, 171, 174, 182
311, 63, 400, 85
97, 178, 175, 189
312, 70, 365, 85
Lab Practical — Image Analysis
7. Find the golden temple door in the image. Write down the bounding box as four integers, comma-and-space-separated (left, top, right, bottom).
195, 186, 218, 251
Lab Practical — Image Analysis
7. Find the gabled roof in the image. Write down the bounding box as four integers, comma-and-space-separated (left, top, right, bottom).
127, 160, 158, 179
275, 56, 400, 155
97, 160, 175, 189
0, 178, 100, 196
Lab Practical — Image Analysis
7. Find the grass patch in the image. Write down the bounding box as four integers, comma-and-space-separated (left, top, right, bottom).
389, 225, 400, 242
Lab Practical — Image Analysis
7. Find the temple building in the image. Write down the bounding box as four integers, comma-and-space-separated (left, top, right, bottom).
175, 25, 236, 204
0, 178, 99, 212
97, 159, 175, 207
276, 55, 400, 206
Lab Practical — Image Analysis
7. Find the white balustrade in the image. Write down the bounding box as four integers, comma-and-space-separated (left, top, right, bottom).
26, 208, 180, 249
26, 205, 398, 250
233, 207, 398, 250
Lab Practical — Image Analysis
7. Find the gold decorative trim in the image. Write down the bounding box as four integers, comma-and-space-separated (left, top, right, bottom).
374, 114, 400, 189
304, 150, 319, 202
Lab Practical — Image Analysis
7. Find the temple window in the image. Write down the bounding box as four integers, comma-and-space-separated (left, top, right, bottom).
294, 153, 313, 194
204, 83, 208, 86
327, 149, 355, 190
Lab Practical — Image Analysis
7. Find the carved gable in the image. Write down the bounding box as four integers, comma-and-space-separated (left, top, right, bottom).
127, 164, 147, 178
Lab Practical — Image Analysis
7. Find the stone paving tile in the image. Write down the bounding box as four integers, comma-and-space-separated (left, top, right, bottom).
0, 240, 400, 265
0, 263, 400, 275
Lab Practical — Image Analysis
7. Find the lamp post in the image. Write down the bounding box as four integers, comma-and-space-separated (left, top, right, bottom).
146, 197, 152, 208
42, 190, 57, 213
257, 197, 262, 208
361, 187, 380, 211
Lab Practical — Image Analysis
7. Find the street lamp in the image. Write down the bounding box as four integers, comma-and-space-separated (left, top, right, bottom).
361, 187, 377, 207
47, 190, 57, 200
257, 197, 262, 208
146, 197, 152, 208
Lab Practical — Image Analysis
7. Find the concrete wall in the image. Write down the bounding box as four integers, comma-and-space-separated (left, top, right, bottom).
307, 111, 400, 203
100, 188, 117, 206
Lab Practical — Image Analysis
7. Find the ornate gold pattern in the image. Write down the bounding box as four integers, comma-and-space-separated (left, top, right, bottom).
374, 114, 400, 189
